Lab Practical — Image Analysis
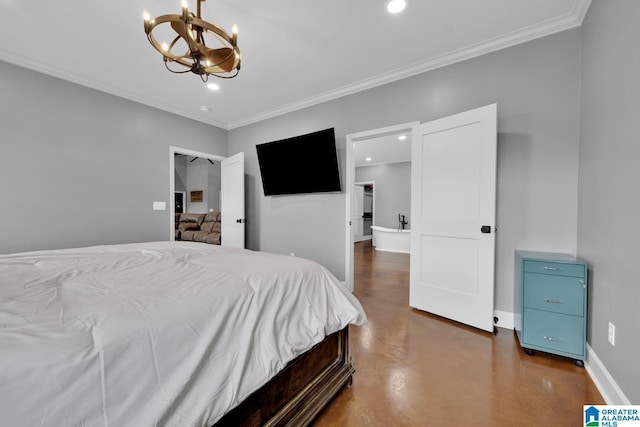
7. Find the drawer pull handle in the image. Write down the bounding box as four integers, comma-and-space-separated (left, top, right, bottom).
543, 298, 564, 304
543, 335, 562, 342
543, 267, 564, 271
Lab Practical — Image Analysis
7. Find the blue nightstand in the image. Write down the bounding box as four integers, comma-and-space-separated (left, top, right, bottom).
514, 250, 588, 366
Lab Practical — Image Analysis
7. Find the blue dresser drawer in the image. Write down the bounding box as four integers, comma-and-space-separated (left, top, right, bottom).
524, 260, 585, 278
522, 308, 584, 357
523, 273, 585, 316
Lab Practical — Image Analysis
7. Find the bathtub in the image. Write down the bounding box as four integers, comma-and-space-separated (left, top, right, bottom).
371, 226, 411, 253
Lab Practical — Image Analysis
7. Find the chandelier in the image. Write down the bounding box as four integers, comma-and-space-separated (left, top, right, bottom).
143, 0, 241, 81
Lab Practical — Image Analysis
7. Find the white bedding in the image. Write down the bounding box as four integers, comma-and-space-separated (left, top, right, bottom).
0, 242, 366, 426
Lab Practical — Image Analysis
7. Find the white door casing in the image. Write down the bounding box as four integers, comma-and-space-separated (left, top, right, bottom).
409, 104, 497, 332
221, 152, 245, 248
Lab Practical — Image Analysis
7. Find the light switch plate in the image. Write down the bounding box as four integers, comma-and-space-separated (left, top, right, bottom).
153, 201, 166, 211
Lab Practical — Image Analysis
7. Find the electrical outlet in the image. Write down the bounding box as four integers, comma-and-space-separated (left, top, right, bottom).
608, 322, 615, 346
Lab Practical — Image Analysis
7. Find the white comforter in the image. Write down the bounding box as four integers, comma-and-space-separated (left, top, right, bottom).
0, 242, 366, 426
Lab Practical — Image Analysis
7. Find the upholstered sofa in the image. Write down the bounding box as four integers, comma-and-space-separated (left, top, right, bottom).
175, 212, 222, 245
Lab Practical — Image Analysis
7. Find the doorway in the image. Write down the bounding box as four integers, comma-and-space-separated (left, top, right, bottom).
170, 147, 246, 248
175, 191, 186, 214
169, 146, 226, 241
344, 122, 419, 291
353, 182, 374, 243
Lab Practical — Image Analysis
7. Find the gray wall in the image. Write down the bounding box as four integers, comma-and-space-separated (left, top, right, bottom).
186, 159, 219, 214
229, 29, 582, 315
578, 0, 640, 402
356, 162, 411, 229
0, 60, 228, 254
174, 158, 221, 213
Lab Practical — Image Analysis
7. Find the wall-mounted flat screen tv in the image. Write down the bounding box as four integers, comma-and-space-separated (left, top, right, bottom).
256, 128, 341, 196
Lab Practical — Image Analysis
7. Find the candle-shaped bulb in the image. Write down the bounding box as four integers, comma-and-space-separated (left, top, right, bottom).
232, 24, 238, 45
181, 0, 189, 20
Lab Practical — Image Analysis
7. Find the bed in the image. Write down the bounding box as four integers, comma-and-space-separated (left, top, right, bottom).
0, 241, 366, 426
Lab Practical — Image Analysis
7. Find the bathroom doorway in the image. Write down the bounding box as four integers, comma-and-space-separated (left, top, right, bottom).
344, 121, 419, 291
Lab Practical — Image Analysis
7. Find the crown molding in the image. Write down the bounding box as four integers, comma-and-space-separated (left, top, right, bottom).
228, 0, 592, 130
572, 0, 593, 24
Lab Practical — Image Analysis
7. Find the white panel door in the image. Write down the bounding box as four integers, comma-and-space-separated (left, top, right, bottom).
409, 104, 497, 332
221, 152, 245, 248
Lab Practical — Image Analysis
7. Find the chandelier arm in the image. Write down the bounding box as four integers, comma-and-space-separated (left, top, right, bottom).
206, 66, 240, 79
148, 26, 199, 69
164, 61, 193, 74
171, 20, 200, 54
189, 17, 236, 46
168, 35, 191, 60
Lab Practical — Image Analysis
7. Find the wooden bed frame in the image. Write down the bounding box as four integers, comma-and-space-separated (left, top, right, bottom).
213, 327, 353, 426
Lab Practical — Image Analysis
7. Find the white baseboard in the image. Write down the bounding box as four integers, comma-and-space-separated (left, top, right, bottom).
493, 310, 515, 330
584, 344, 631, 404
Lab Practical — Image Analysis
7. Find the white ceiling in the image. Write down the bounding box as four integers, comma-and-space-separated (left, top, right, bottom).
353, 132, 411, 167
0, 0, 590, 130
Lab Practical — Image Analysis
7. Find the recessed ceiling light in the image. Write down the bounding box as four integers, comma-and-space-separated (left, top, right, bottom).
207, 83, 220, 91
398, 135, 407, 141
200, 106, 211, 112
387, 0, 406, 14
366, 157, 372, 162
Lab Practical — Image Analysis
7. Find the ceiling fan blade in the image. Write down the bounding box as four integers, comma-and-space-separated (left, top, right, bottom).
170, 20, 199, 53
200, 46, 236, 73
188, 157, 213, 164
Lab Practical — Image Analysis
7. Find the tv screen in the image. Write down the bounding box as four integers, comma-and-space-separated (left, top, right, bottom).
256, 128, 342, 196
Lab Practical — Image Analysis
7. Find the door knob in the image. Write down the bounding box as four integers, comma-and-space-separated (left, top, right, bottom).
480, 225, 491, 234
